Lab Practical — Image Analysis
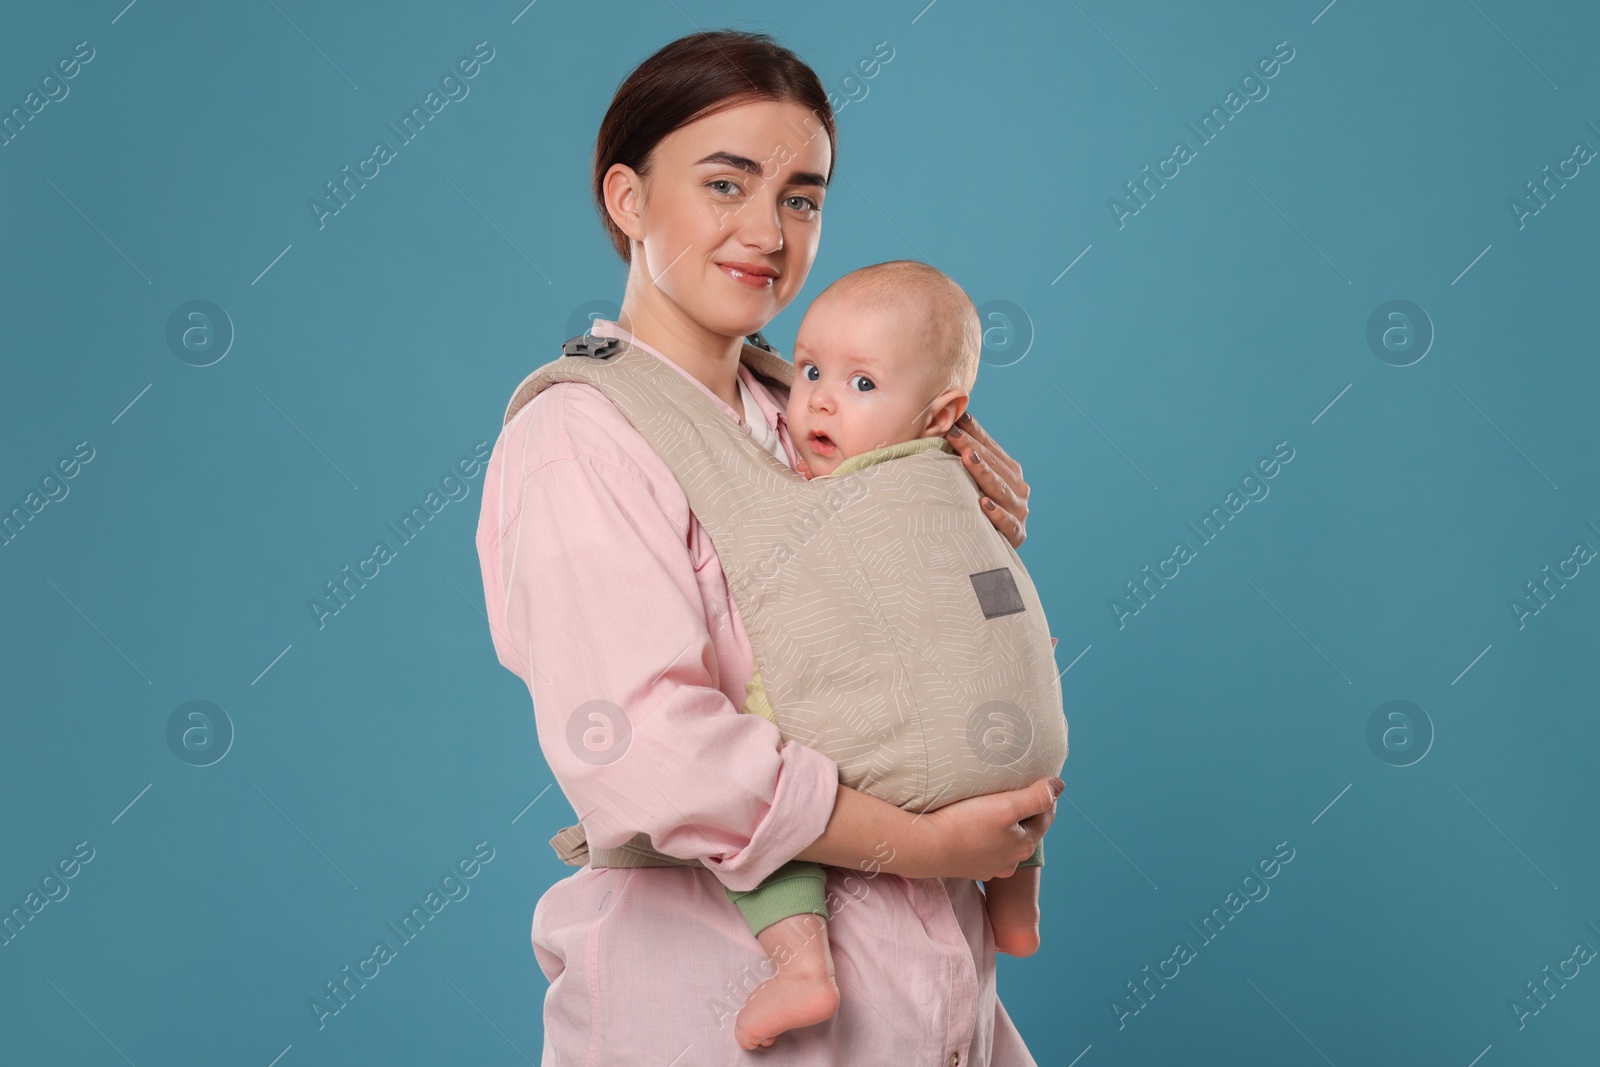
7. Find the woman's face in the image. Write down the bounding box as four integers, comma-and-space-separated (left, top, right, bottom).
614, 98, 832, 339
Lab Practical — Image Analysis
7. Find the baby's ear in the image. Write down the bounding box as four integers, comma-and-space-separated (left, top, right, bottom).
927, 389, 970, 437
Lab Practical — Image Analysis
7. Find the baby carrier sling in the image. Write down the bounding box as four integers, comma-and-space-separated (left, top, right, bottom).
500, 332, 1069, 871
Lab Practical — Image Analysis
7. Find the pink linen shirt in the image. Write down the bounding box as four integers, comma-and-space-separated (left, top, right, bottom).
476, 319, 1040, 1066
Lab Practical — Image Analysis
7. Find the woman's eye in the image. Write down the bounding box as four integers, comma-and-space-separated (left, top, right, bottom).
709, 179, 742, 196
785, 195, 820, 214
850, 375, 875, 393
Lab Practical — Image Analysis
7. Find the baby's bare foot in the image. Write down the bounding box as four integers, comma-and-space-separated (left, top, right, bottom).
984, 866, 1042, 957
990, 920, 1041, 958
733, 961, 841, 1050
734, 914, 841, 1050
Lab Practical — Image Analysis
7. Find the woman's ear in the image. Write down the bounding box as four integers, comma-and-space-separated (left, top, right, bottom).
602, 163, 646, 245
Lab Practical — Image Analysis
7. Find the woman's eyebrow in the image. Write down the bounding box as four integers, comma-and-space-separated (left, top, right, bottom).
694, 150, 828, 188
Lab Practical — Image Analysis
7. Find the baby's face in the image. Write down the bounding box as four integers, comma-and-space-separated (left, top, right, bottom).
788, 296, 942, 477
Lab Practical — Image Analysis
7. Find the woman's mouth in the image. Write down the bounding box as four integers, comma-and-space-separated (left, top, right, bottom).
718, 262, 778, 290
808, 432, 836, 455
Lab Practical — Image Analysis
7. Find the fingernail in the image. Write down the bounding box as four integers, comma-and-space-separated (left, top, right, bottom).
949, 426, 964, 438
1049, 777, 1064, 796
983, 498, 995, 511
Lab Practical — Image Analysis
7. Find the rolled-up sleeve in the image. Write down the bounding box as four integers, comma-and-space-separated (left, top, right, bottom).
478, 384, 840, 893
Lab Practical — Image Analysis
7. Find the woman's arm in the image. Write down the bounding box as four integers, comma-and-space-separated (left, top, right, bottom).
479, 387, 841, 894
945, 411, 1029, 549
793, 776, 1063, 882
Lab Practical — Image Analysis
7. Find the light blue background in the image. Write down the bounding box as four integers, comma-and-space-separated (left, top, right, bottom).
3, 1, 1597, 1063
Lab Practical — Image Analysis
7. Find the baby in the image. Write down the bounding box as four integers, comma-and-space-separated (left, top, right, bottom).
730, 261, 1048, 1051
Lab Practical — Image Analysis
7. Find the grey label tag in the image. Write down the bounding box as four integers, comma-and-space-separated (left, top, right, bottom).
970, 567, 1025, 619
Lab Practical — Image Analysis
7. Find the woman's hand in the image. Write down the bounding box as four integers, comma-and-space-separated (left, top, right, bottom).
793, 776, 1062, 881
945, 412, 1029, 548
909, 776, 1063, 881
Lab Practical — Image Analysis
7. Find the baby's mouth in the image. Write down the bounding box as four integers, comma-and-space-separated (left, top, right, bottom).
808, 431, 837, 455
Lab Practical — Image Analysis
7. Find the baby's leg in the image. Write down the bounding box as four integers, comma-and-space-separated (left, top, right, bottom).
735, 912, 841, 1050
726, 861, 840, 1050
983, 865, 1042, 957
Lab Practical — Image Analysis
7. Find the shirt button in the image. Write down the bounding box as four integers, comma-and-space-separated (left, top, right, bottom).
949, 1055, 960, 1066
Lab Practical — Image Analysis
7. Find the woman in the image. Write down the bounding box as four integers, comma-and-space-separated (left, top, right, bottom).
476, 30, 1059, 1065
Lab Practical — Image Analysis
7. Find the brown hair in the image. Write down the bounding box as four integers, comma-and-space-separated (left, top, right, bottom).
592, 30, 837, 264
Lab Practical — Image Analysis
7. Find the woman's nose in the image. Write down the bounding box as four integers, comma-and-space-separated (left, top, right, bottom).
740, 201, 784, 255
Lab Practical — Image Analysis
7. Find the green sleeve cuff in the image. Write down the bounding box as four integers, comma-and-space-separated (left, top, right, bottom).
1016, 839, 1044, 868
723, 860, 830, 936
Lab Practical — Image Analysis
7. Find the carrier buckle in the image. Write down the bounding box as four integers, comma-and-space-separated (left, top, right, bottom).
744, 331, 775, 353
562, 334, 621, 360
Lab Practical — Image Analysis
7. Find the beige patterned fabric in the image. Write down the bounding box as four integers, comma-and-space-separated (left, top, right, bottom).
501, 336, 1069, 871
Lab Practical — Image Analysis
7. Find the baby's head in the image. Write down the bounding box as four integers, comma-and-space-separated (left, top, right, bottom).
788, 261, 981, 478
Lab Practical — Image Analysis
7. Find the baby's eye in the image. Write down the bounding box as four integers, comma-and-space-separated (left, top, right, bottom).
802, 363, 819, 382
850, 374, 875, 393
